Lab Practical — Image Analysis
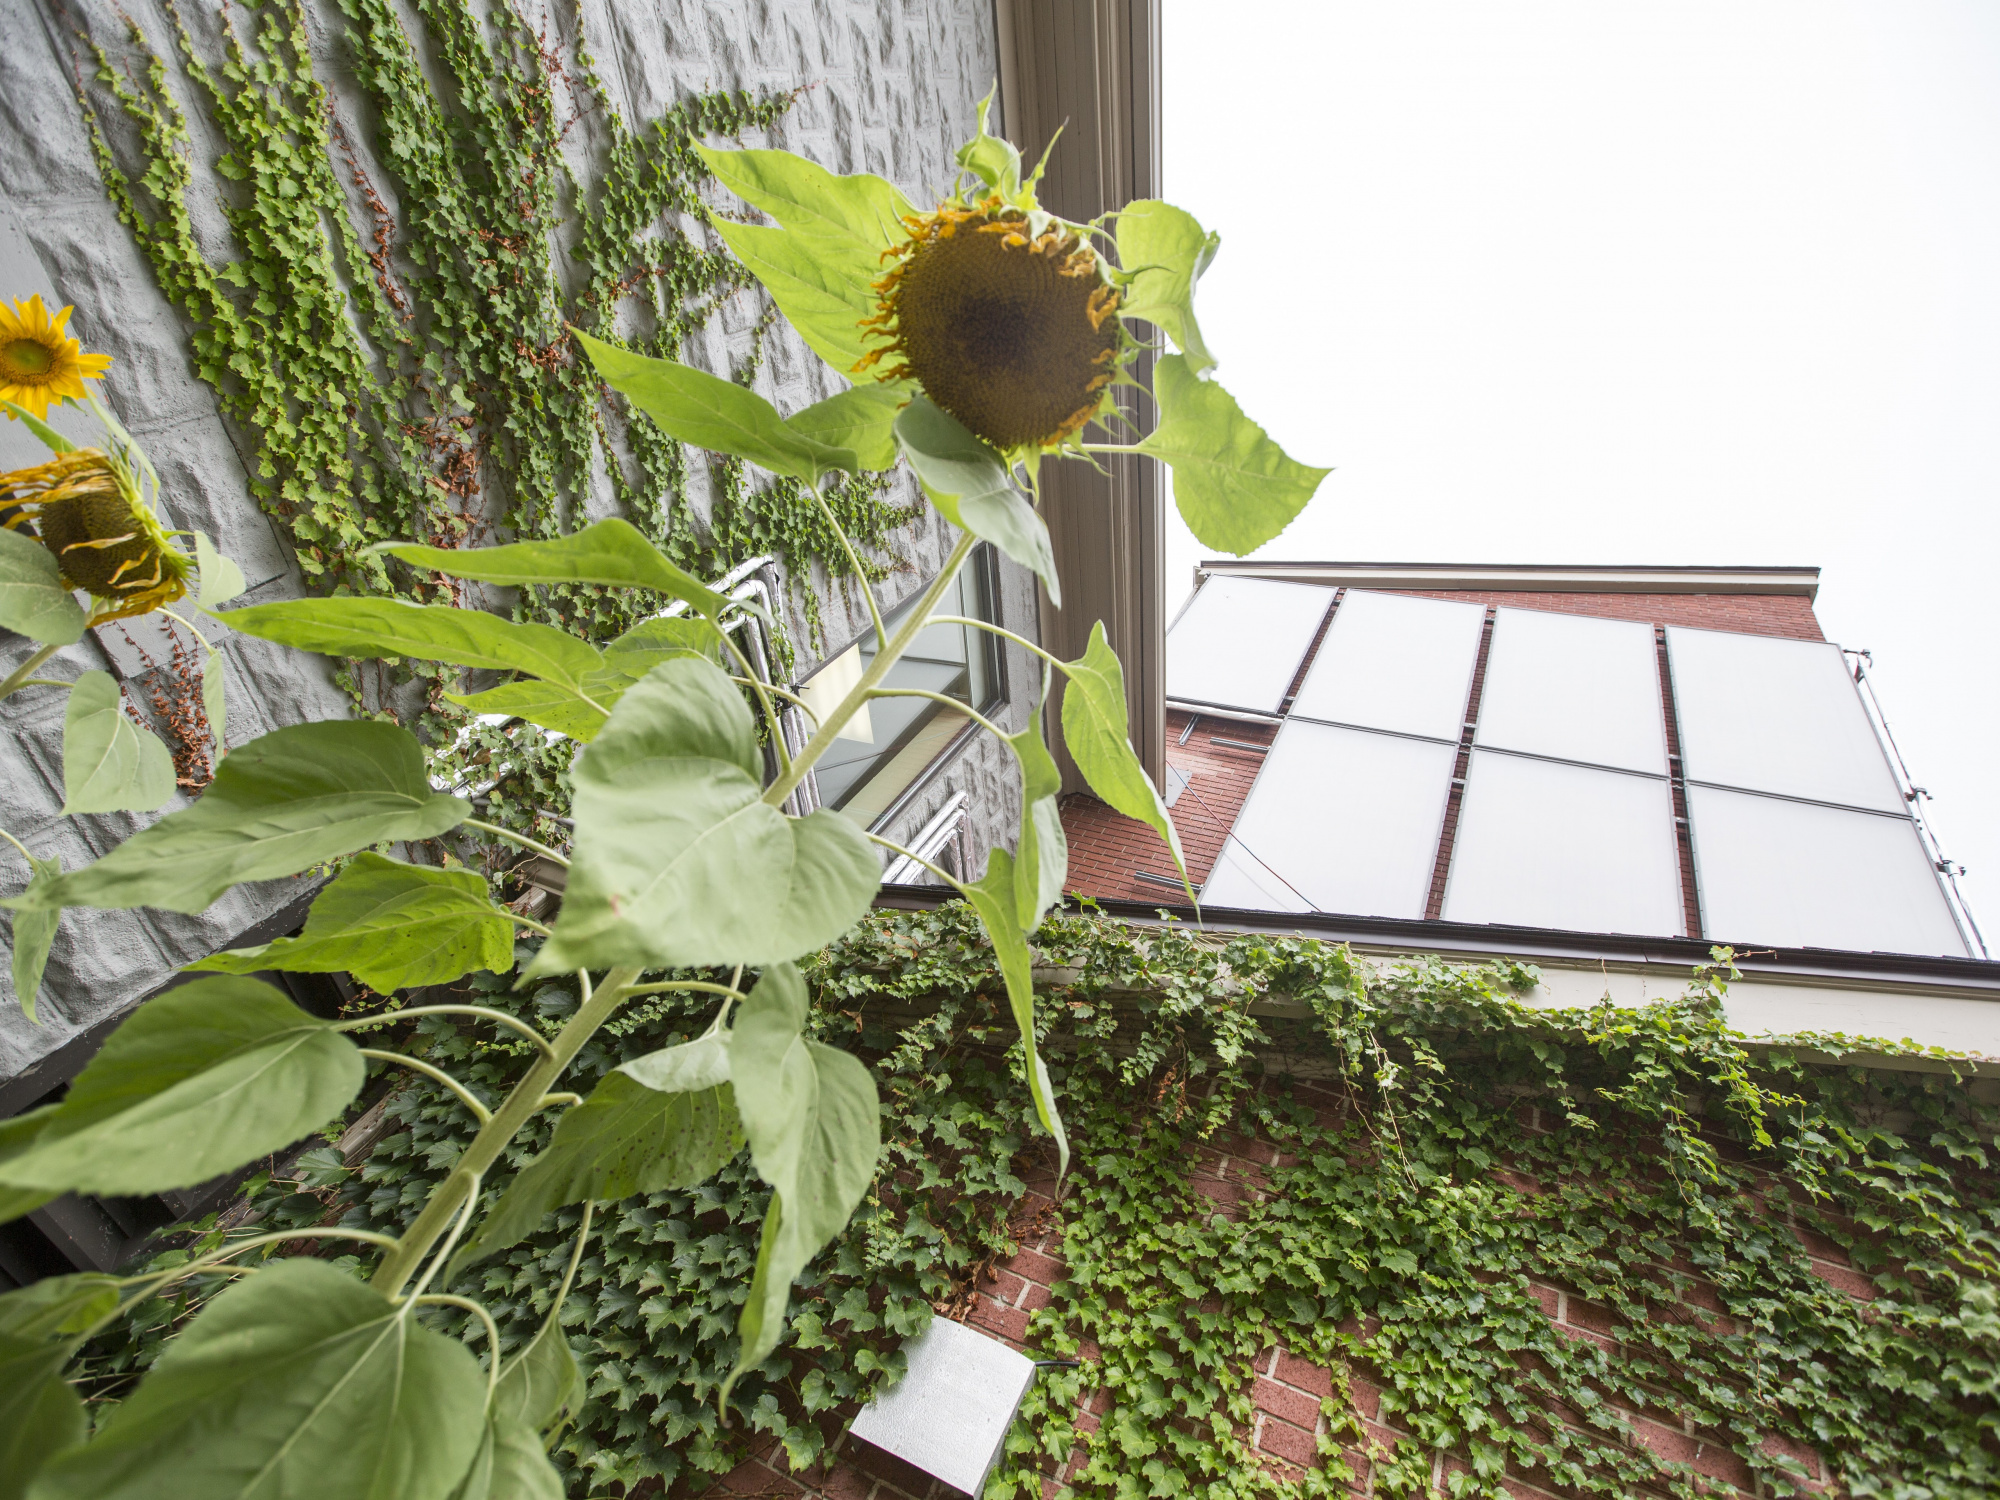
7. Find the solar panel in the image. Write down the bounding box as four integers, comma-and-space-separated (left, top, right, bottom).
1686, 785, 1967, 956
1665, 627, 1904, 813
1165, 576, 1336, 715
1198, 721, 1457, 918
1475, 608, 1667, 775
1442, 751, 1684, 936
1289, 590, 1486, 741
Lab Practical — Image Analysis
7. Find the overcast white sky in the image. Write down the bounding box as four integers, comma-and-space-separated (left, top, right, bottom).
1161, 0, 2000, 943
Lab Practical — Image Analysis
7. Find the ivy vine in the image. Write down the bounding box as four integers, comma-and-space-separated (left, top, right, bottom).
73, 906, 2000, 1498
77, 0, 911, 823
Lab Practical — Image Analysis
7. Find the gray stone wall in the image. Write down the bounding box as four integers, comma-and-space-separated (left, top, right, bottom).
0, 0, 1017, 1088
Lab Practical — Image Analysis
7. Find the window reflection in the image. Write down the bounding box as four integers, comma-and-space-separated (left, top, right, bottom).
800, 547, 1003, 827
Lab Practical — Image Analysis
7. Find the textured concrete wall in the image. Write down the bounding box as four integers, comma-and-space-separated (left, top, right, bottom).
0, 0, 1013, 1086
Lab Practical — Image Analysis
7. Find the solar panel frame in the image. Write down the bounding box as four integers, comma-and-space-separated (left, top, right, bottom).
1475, 607, 1669, 775
1288, 589, 1488, 742
1164, 575, 1337, 716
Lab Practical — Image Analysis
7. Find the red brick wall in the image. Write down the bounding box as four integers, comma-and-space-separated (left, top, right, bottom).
1379, 588, 1824, 642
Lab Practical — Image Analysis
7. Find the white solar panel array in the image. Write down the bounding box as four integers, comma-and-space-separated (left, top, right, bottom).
1194, 589, 1969, 958
1165, 576, 1335, 717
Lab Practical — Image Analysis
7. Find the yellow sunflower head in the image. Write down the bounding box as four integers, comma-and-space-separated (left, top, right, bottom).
855, 195, 1128, 454
0, 447, 189, 621
0, 295, 112, 422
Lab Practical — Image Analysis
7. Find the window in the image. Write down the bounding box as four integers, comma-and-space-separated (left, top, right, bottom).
798, 546, 1003, 828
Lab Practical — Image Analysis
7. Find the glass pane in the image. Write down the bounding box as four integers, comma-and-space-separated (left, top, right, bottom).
1687, 785, 1968, 957
1666, 627, 1903, 813
1442, 751, 1684, 937
801, 550, 1001, 821
1289, 590, 1486, 742
1475, 608, 1667, 774
1165, 576, 1336, 715
1199, 721, 1456, 918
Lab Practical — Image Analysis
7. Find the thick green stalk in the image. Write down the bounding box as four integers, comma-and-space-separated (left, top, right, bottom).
762, 531, 978, 808
369, 964, 642, 1297
0, 641, 63, 702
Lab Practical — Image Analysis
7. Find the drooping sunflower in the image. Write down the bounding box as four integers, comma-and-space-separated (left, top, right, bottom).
0, 295, 112, 421
0, 424, 190, 622
856, 197, 1127, 453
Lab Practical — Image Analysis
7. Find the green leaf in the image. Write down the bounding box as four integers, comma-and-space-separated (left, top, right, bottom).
445, 620, 722, 742
445, 681, 608, 741
3, 400, 78, 455
1114, 201, 1221, 376
188, 853, 514, 993
956, 87, 1024, 200
367, 519, 725, 618
783, 384, 902, 472
1060, 621, 1191, 899
27, 1257, 486, 1500
221, 598, 603, 695
16, 720, 469, 915
0, 527, 85, 646
894, 397, 1060, 603
1139, 354, 1329, 555
528, 659, 878, 975
200, 647, 224, 746
192, 531, 245, 611
0, 1274, 120, 1341
1007, 726, 1067, 932
577, 332, 858, 480
694, 145, 912, 378
493, 1322, 579, 1434
0, 1332, 85, 1500
963, 851, 1068, 1178
9, 849, 61, 1022
448, 1414, 563, 1500
60, 670, 175, 816
456, 1033, 740, 1266
722, 963, 880, 1408
0, 1109, 59, 1223
0, 976, 364, 1201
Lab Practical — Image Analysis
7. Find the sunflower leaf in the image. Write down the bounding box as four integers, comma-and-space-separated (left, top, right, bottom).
1140, 354, 1330, 555
0, 1330, 87, 1500
221, 597, 604, 695
956, 87, 1024, 201
192, 530, 246, 610
526, 658, 878, 975
0, 526, 86, 645
200, 647, 225, 747
14, 719, 469, 916
577, 332, 860, 480
784, 384, 903, 471
894, 397, 1061, 604
8, 849, 61, 1023
188, 853, 515, 993
366, 519, 726, 618
1115, 201, 1221, 376
1007, 725, 1067, 932
60, 670, 175, 816
2, 400, 78, 455
1060, 620, 1193, 902
444, 680, 607, 741
962, 850, 1068, 1177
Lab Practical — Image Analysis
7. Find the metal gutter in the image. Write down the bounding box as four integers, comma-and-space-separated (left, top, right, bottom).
1199, 561, 1822, 600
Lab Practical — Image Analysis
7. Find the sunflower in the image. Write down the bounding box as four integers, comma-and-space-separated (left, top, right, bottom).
0, 446, 190, 621
0, 295, 111, 421
856, 197, 1126, 453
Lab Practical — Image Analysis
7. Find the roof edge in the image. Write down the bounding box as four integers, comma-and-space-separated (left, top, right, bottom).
1200, 561, 1821, 600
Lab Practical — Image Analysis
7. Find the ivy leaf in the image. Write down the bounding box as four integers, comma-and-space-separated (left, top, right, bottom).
27, 1258, 487, 1500
367, 519, 726, 619
956, 87, 1024, 200
527, 659, 878, 975
894, 397, 1060, 604
0, 1273, 120, 1341
0, 1331, 85, 1500
201, 647, 225, 747
723, 963, 881, 1410
14, 720, 469, 916
1060, 621, 1191, 901
0, 524, 85, 646
455, 1033, 741, 1267
1008, 726, 1067, 932
1114, 201, 1221, 376
577, 331, 859, 481
192, 530, 246, 611
783, 384, 903, 472
8, 848, 61, 1022
187, 853, 515, 993
695, 145, 911, 378
1139, 354, 1329, 556
60, 670, 175, 815
221, 597, 605, 696
962, 850, 1068, 1179
0, 976, 364, 1205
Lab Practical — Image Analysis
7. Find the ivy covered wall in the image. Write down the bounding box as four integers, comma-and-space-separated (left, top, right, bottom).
0, 0, 1030, 1083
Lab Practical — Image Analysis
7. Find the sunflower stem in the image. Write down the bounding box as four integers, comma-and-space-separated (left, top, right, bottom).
0, 641, 62, 702
810, 481, 886, 645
